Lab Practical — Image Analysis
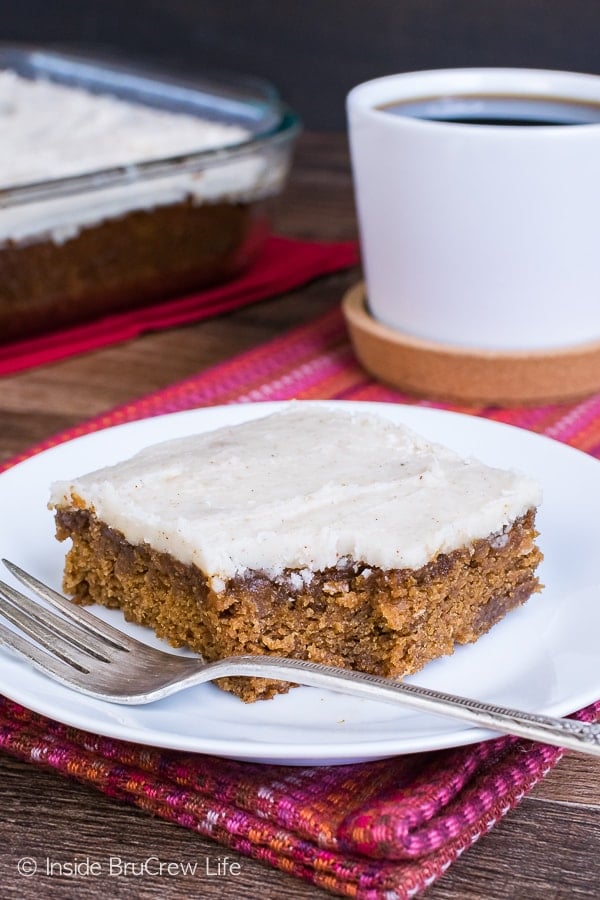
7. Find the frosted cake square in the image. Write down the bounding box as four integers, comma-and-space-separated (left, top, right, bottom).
50, 405, 543, 702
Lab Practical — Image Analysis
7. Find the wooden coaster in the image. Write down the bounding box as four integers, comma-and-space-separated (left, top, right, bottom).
342, 282, 600, 405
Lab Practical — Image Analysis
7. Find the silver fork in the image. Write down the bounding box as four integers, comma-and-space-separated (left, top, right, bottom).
0, 559, 598, 757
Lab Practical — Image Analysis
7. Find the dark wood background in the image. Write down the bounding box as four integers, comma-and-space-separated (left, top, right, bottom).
2, 0, 600, 129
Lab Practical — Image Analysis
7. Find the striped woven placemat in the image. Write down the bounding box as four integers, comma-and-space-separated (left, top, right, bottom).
1, 304, 599, 899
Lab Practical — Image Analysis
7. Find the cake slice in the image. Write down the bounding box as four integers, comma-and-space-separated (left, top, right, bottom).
49, 404, 543, 702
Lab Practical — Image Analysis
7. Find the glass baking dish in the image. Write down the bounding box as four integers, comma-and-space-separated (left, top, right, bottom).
0, 46, 300, 343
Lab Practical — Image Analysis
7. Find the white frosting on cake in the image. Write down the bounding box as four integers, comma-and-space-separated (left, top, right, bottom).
0, 71, 276, 244
0, 71, 250, 185
50, 405, 542, 588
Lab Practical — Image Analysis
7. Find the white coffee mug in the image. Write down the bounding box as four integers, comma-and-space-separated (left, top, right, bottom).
347, 68, 600, 351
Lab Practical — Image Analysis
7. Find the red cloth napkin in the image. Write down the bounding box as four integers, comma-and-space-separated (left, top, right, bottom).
2, 695, 597, 899
0, 235, 359, 376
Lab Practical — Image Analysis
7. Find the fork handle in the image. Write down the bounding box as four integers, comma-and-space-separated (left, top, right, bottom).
200, 656, 600, 757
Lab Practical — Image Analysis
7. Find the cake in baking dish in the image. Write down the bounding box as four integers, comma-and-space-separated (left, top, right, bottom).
0, 70, 289, 342
49, 404, 543, 702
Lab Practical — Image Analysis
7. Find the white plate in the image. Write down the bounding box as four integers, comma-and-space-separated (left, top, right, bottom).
0, 401, 599, 765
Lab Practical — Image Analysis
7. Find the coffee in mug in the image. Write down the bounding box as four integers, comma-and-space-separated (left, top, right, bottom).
378, 94, 600, 127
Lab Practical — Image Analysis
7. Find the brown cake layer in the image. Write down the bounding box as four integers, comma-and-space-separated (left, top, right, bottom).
0, 198, 268, 343
54, 506, 542, 702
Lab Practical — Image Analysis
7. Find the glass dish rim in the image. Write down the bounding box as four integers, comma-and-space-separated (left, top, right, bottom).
0, 44, 302, 210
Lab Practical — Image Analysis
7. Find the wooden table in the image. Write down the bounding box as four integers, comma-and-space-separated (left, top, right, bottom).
0, 134, 598, 899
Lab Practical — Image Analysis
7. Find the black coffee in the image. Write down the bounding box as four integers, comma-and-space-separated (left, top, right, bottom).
378, 94, 600, 126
